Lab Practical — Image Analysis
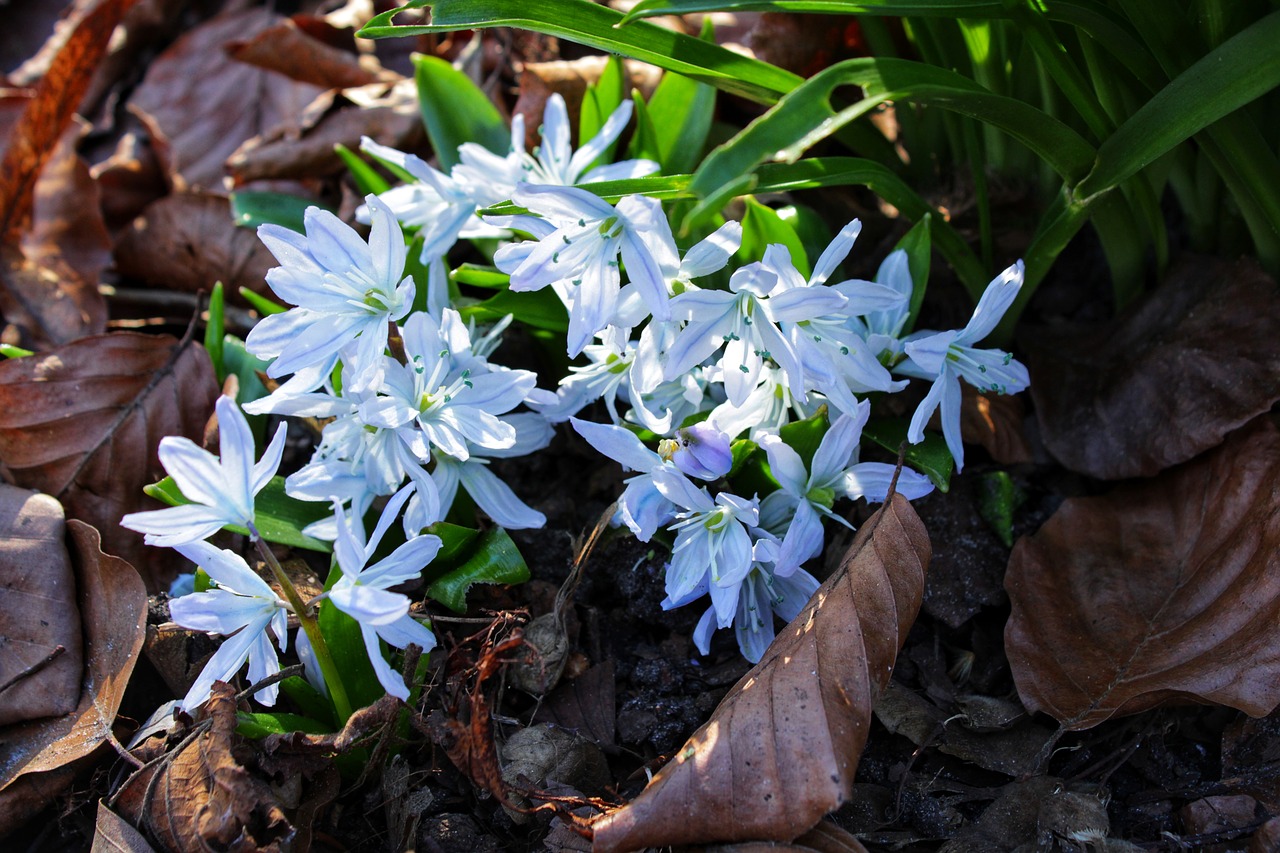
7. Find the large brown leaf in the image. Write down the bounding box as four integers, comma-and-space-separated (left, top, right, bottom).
0, 521, 146, 790
591, 494, 930, 851
1005, 417, 1280, 729
0, 332, 218, 589
128, 8, 325, 189
0, 485, 83, 727
1028, 255, 1280, 479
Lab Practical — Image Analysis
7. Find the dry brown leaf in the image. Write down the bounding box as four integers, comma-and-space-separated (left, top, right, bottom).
113, 192, 277, 299
0, 485, 83, 726
0, 0, 132, 240
959, 386, 1032, 466
1028, 255, 1280, 479
25, 119, 112, 290
0, 762, 79, 837
128, 8, 326, 189
591, 494, 930, 851
0, 520, 145, 788
1005, 417, 1280, 729
92, 800, 158, 853
227, 80, 424, 185
0, 331, 218, 589
118, 682, 294, 852
226, 16, 386, 90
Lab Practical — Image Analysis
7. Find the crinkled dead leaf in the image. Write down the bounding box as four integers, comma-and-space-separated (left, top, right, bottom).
128, 8, 326, 189
0, 0, 132, 240
116, 682, 294, 852
592, 494, 930, 851
113, 192, 277, 300
226, 16, 387, 90
227, 80, 424, 185
1028, 255, 1280, 479
0, 520, 145, 789
92, 800, 157, 853
0, 485, 82, 726
0, 331, 218, 589
1005, 417, 1280, 729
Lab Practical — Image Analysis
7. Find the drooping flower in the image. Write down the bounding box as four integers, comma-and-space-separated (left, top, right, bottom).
168, 540, 290, 711
326, 490, 441, 700
904, 261, 1029, 470
247, 195, 414, 393
121, 396, 286, 546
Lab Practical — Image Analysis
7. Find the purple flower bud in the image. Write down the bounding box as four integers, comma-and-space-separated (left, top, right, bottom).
671, 421, 733, 480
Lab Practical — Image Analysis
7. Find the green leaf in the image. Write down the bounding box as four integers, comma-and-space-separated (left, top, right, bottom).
0, 344, 33, 359
239, 287, 287, 316
893, 214, 931, 328
581, 55, 625, 162
318, 562, 385, 710
645, 65, 716, 174
360, 0, 803, 105
144, 476, 334, 553
775, 204, 832, 272
626, 92, 662, 164
230, 192, 320, 233
204, 282, 226, 385
978, 470, 1023, 548
427, 526, 531, 613
335, 143, 391, 196
459, 287, 569, 333
424, 521, 482, 563
728, 438, 758, 477
779, 406, 830, 471
221, 335, 272, 409
619, 0, 1009, 24
451, 264, 511, 289
739, 197, 809, 277
279, 676, 338, 728
862, 417, 954, 493
413, 54, 510, 171
236, 711, 334, 738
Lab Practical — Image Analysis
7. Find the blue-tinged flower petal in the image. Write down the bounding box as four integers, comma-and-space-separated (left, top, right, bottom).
959, 260, 1024, 344
810, 407, 869, 486
458, 461, 546, 529
681, 221, 743, 279
178, 615, 269, 712
360, 623, 410, 700
840, 462, 934, 503
329, 582, 409, 626
809, 219, 862, 287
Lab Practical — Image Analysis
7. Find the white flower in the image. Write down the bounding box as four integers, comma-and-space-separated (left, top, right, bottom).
427, 413, 552, 531
757, 404, 933, 575
517, 95, 659, 186
904, 261, 1029, 470
571, 417, 680, 541
327, 490, 441, 700
168, 540, 290, 711
248, 195, 414, 393
122, 396, 286, 546
494, 188, 670, 355
655, 469, 759, 603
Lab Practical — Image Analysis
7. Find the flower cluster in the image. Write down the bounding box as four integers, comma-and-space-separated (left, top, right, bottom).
127, 85, 1032, 712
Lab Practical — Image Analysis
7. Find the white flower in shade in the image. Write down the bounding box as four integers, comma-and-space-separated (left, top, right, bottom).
707, 564, 820, 663
326, 490, 442, 700
904, 261, 1029, 471
122, 396, 286, 546
248, 195, 414, 394
757, 404, 933, 576
168, 540, 289, 711
654, 468, 759, 604
855, 248, 915, 363
495, 188, 671, 356
570, 417, 681, 542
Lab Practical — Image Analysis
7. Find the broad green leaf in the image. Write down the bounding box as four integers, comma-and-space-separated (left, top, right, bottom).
978, 470, 1023, 548
863, 417, 954, 493
204, 282, 226, 385
280, 676, 337, 728
459, 287, 568, 333
619, 0, 1008, 24
427, 526, 531, 613
413, 54, 509, 171
144, 476, 333, 552
645, 66, 716, 174
451, 264, 511, 289
739, 197, 809, 276
581, 54, 625, 160
691, 56, 1096, 205
893, 214, 931, 327
360, 0, 803, 105
627, 92, 662, 164
728, 439, 758, 477
779, 406, 830, 471
237, 711, 334, 738
230, 192, 319, 233
335, 143, 391, 196
424, 521, 482, 563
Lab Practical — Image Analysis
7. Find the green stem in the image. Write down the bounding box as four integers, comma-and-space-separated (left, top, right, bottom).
250, 528, 354, 722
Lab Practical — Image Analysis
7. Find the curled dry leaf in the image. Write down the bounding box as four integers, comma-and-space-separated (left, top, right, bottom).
959, 386, 1033, 466
0, 521, 146, 832
592, 494, 930, 851
0, 485, 82, 727
1028, 255, 1280, 479
113, 191, 277, 299
116, 682, 294, 852
1005, 417, 1280, 729
0, 331, 218, 590
128, 8, 326, 189
225, 16, 386, 90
